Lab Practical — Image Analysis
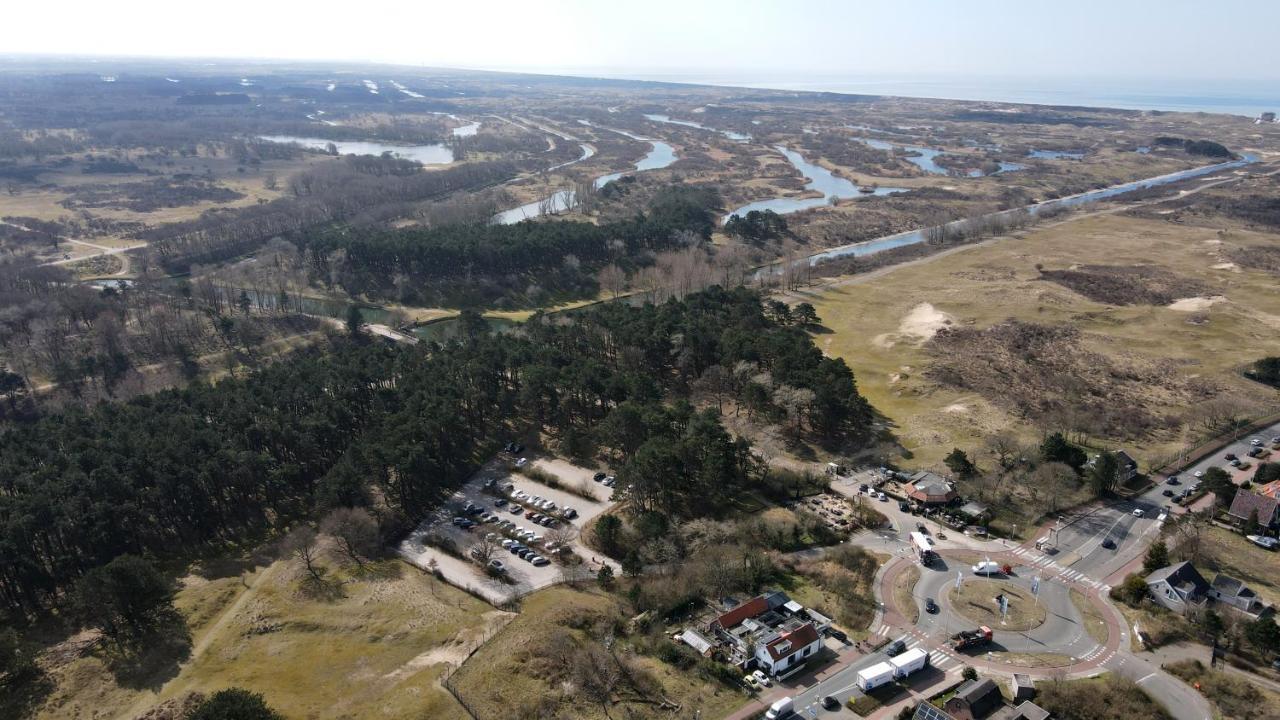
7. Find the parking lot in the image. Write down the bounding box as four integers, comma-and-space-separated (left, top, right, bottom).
399, 455, 618, 605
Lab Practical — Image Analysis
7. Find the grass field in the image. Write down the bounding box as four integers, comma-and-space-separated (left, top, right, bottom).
948, 579, 1045, 631
1037, 674, 1171, 720
893, 565, 922, 624
1198, 525, 1280, 606
29, 554, 498, 720
804, 210, 1280, 472
1166, 659, 1280, 720
1070, 588, 1110, 644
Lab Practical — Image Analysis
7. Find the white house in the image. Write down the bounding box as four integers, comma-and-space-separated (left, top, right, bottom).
754, 622, 821, 677
1145, 562, 1210, 614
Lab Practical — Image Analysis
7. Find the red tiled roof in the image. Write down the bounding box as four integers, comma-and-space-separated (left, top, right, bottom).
715, 596, 769, 629
765, 622, 820, 661
1258, 480, 1280, 500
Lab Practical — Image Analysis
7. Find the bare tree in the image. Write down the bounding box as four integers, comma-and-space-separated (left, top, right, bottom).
282, 526, 325, 583
598, 263, 627, 299
320, 507, 379, 568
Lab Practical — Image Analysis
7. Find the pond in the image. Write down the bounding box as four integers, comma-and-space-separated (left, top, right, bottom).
258, 135, 453, 165
724, 146, 908, 221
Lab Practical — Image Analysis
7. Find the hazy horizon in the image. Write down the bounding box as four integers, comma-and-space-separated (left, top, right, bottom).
5, 0, 1280, 85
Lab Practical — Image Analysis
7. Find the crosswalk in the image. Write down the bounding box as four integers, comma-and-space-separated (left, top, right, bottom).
1008, 546, 1111, 593
869, 626, 966, 672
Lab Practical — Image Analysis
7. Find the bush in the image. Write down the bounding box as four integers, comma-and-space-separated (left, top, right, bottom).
187, 688, 284, 720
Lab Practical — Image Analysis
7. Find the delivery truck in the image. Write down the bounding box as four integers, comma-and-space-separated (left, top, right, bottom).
951, 626, 993, 651
889, 647, 929, 678
856, 661, 897, 692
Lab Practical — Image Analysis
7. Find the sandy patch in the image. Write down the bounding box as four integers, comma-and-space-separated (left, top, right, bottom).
1211, 262, 1241, 272
1167, 295, 1225, 312
944, 403, 969, 414
873, 303, 954, 348
383, 609, 513, 681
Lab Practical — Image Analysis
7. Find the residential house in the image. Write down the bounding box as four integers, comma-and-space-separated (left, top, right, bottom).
754, 621, 822, 677
944, 678, 1005, 720
1145, 562, 1210, 614
1115, 451, 1139, 482
906, 471, 957, 506
1208, 574, 1270, 618
1008, 701, 1051, 720
1227, 489, 1280, 530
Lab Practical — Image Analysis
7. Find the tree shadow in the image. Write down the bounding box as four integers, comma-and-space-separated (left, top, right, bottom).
107, 615, 192, 691
351, 559, 404, 582
298, 575, 348, 602
0, 670, 54, 720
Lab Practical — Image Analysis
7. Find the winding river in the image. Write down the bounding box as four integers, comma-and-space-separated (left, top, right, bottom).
644, 113, 751, 141
258, 135, 454, 165
725, 146, 907, 221
493, 123, 677, 224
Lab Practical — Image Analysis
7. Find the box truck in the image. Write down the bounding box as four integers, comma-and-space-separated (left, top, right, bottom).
856, 661, 897, 692
889, 647, 929, 678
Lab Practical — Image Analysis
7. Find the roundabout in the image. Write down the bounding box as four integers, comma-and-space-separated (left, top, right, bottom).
880, 548, 1124, 676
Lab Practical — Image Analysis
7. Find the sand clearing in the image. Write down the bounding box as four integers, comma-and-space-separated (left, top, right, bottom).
1211, 262, 1241, 272
1168, 295, 1225, 312
873, 303, 954, 348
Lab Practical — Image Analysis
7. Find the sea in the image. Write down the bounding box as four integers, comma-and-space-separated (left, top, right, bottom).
590, 72, 1280, 118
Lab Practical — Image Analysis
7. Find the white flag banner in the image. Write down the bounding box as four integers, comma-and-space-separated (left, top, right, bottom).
956, 571, 963, 589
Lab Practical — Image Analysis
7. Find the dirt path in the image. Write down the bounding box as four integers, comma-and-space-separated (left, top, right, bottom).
117, 563, 283, 720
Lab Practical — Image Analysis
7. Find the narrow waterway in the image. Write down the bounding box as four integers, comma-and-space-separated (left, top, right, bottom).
725, 146, 908, 221
258, 135, 453, 165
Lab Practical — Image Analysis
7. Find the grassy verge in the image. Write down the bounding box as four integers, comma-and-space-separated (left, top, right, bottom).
1166, 659, 1280, 720
893, 565, 922, 624
1037, 675, 1171, 720
1070, 588, 1110, 644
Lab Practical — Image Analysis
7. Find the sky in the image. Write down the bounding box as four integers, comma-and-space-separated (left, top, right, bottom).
4, 0, 1279, 86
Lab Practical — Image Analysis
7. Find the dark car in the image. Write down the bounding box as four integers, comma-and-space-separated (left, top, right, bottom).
827, 628, 848, 642
593, 472, 607, 482
822, 696, 841, 711
1225, 453, 1238, 461
924, 598, 939, 614
1101, 538, 1116, 549
885, 639, 906, 657
899, 502, 910, 512
1167, 476, 1180, 485
1162, 489, 1174, 497
494, 498, 507, 507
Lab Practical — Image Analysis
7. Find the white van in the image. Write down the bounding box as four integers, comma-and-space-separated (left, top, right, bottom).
972, 561, 1002, 575
765, 696, 794, 719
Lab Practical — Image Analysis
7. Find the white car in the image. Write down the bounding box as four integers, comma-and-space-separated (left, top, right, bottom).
1132, 508, 1144, 517
752, 669, 772, 687
1250, 438, 1262, 446
515, 457, 528, 467
1157, 511, 1169, 522
972, 561, 1002, 575
1193, 470, 1204, 478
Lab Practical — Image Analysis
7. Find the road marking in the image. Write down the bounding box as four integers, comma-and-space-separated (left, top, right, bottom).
1136, 673, 1156, 684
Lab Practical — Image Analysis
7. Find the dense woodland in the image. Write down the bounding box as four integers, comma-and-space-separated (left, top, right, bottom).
0, 287, 871, 618
302, 185, 721, 306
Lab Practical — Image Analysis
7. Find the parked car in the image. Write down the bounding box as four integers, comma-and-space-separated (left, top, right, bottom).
1225, 453, 1238, 461
510, 506, 523, 515
1162, 489, 1174, 497
752, 670, 772, 687
1132, 508, 1144, 517
451, 516, 466, 526
827, 628, 848, 642
1101, 538, 1116, 549
1167, 476, 1180, 485
593, 472, 607, 482
515, 457, 528, 467
822, 696, 841, 711
743, 675, 761, 691
501, 539, 515, 549
1194, 470, 1204, 478
488, 560, 506, 574
563, 507, 578, 519
494, 498, 508, 507
1250, 437, 1262, 446
899, 501, 910, 512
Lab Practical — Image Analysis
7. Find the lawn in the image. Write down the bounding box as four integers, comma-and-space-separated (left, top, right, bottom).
806, 211, 1280, 473
1199, 526, 1280, 606
947, 579, 1046, 632
27, 555, 498, 720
